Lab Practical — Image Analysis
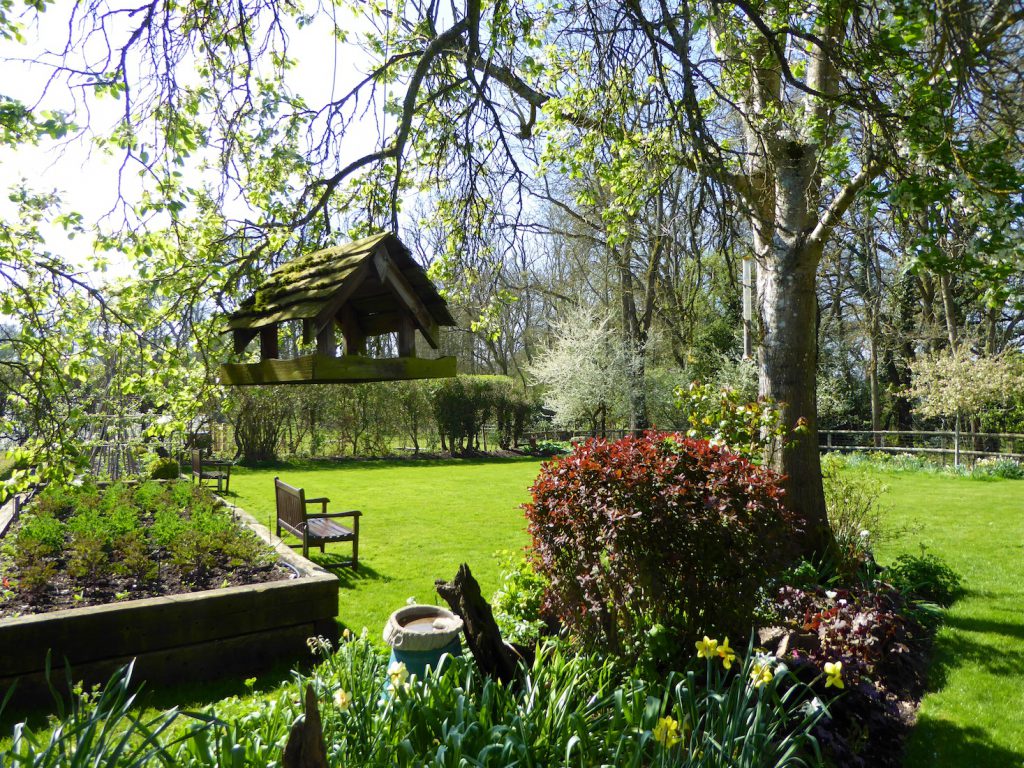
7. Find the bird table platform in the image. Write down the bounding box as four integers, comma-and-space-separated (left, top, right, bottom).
219, 232, 456, 386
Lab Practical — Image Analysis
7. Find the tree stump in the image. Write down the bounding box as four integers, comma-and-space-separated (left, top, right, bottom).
282, 685, 329, 768
435, 563, 526, 685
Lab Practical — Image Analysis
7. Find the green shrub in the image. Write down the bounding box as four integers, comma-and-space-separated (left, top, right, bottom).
132, 480, 171, 513
674, 382, 788, 463
525, 432, 799, 664
14, 512, 66, 554
822, 456, 888, 583
67, 532, 110, 581
885, 550, 963, 606
11, 513, 66, 593
146, 455, 181, 480
114, 530, 158, 583
431, 376, 492, 452
149, 507, 187, 549
491, 552, 549, 644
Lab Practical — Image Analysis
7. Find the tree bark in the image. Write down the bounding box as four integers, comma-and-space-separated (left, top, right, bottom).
752, 140, 833, 559
757, 244, 832, 557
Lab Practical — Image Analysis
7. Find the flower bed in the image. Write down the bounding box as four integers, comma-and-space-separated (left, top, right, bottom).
0, 482, 339, 709
0, 481, 291, 617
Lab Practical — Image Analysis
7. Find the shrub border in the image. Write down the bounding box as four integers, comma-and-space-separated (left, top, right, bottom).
0, 495, 339, 710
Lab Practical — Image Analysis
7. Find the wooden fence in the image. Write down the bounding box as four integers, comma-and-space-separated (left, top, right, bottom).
819, 429, 1024, 466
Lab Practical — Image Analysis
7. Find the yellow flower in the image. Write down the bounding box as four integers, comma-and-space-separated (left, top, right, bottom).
695, 636, 719, 659
653, 715, 682, 748
388, 661, 409, 688
750, 662, 773, 689
342, 628, 351, 641
717, 637, 737, 670
334, 688, 351, 711
824, 661, 844, 689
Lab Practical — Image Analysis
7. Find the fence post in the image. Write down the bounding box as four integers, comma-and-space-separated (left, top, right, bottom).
954, 417, 961, 468
826, 431, 832, 451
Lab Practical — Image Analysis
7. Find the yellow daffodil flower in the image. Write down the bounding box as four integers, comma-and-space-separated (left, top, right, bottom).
695, 636, 719, 659
824, 661, 844, 689
334, 688, 351, 711
750, 662, 773, 688
717, 637, 737, 670
653, 715, 682, 748
388, 661, 409, 688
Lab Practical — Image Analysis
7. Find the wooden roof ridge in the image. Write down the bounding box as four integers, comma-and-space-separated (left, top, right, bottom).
226, 232, 456, 331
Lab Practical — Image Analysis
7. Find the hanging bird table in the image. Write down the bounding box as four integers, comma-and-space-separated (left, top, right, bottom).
219, 232, 457, 386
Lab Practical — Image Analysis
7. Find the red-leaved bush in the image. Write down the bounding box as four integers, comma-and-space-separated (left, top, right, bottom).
524, 432, 801, 659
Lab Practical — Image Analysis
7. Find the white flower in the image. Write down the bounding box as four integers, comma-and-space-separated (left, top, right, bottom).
334, 689, 351, 711
406, 596, 417, 605
859, 529, 870, 538
825, 590, 837, 600
801, 696, 826, 717
388, 661, 409, 688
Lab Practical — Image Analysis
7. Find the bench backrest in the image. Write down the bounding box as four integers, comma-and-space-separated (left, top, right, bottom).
274, 477, 306, 530
191, 450, 202, 474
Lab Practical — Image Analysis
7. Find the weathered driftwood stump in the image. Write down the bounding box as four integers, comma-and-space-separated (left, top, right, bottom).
282, 685, 329, 768
435, 563, 528, 685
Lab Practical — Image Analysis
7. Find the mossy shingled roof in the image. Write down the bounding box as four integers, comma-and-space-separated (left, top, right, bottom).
226, 232, 455, 329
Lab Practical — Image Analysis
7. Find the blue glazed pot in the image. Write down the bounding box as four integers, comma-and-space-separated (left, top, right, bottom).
383, 605, 465, 690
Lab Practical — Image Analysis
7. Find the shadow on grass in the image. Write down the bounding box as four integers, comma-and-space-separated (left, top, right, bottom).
923, 616, 1024, 691
905, 716, 1024, 768
307, 554, 388, 587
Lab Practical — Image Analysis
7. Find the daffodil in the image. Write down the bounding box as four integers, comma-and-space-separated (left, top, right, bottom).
695, 636, 719, 659
653, 715, 682, 748
750, 661, 773, 688
334, 688, 351, 711
824, 661, 844, 689
388, 661, 409, 688
717, 637, 737, 669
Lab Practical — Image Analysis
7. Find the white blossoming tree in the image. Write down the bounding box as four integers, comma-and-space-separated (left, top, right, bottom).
528, 308, 634, 436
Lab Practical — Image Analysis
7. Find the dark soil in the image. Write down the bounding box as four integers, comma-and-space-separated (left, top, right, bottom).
0, 553, 294, 619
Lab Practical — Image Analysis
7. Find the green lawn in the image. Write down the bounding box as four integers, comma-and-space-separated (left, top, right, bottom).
868, 470, 1024, 767
225, 457, 543, 637
226, 459, 1024, 765
7, 457, 1019, 765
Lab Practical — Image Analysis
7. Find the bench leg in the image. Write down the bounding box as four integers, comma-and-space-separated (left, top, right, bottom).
352, 518, 359, 569
302, 530, 309, 559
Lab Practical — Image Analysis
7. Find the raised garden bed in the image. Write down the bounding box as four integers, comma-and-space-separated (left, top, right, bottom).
0, 482, 339, 709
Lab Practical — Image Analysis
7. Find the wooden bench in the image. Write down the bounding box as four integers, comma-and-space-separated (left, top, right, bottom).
191, 449, 233, 493
274, 477, 361, 567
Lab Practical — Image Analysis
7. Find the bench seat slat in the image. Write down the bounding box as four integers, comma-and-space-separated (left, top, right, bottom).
305, 518, 355, 541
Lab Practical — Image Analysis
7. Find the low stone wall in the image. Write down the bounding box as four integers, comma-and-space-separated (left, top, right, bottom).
0, 499, 339, 712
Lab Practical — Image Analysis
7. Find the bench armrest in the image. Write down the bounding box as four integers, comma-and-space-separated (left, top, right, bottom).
206, 459, 233, 469
304, 497, 330, 505
309, 510, 362, 520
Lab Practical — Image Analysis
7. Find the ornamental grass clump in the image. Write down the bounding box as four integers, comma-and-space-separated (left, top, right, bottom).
524, 432, 802, 663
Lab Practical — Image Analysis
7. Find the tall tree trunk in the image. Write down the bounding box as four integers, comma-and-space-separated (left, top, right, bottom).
868, 315, 882, 447
939, 274, 958, 348
752, 142, 833, 559
758, 246, 832, 558
618, 254, 649, 434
